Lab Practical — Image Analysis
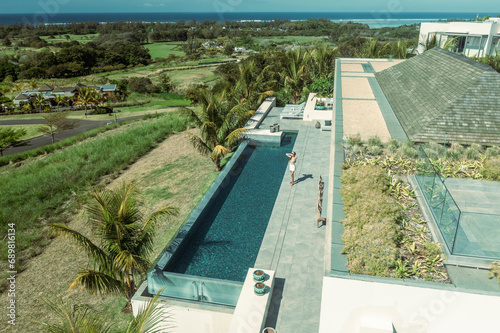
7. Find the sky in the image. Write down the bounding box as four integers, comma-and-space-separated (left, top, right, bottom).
1, 0, 499, 14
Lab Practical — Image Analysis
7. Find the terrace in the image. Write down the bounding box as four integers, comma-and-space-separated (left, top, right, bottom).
132, 51, 500, 333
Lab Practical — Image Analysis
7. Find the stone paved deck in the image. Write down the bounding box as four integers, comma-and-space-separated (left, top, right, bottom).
254, 120, 331, 332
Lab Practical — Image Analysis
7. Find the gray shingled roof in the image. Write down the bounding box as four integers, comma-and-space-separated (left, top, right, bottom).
375, 48, 500, 145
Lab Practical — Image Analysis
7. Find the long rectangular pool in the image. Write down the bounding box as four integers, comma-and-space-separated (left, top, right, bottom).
168, 132, 296, 281
147, 133, 296, 305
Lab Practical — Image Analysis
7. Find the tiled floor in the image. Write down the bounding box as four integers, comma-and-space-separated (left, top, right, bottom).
254, 119, 331, 332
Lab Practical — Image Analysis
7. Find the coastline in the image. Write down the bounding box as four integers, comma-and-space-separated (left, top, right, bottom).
0, 11, 488, 28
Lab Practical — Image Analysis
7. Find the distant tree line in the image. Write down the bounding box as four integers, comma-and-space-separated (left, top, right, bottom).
0, 19, 419, 44
0, 33, 150, 81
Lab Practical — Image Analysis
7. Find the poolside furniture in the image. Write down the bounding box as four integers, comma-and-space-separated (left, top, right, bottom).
280, 102, 305, 119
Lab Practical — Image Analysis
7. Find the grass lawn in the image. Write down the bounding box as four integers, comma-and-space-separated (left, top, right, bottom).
0, 128, 218, 333
0, 124, 42, 140
167, 67, 218, 89
145, 42, 185, 59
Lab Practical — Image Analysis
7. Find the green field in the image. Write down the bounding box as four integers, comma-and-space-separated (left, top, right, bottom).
145, 42, 186, 59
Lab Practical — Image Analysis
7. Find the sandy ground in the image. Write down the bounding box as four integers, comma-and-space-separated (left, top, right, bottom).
341, 77, 375, 100
340, 63, 365, 72
342, 99, 391, 141
0, 127, 215, 332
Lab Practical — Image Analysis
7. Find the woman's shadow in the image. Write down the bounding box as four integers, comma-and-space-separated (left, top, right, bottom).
293, 174, 313, 185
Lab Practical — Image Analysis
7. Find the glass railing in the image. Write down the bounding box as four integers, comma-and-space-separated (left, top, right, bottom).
415, 146, 461, 253
147, 270, 243, 306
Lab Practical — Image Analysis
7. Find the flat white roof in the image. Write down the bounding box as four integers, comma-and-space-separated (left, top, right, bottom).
320, 276, 500, 333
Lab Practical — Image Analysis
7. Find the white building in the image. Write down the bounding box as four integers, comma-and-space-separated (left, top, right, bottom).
417, 17, 500, 57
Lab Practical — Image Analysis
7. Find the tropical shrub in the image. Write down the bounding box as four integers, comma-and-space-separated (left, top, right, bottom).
481, 159, 500, 181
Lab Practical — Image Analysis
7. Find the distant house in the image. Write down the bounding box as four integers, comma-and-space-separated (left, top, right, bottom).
417, 17, 500, 57
12, 83, 117, 108
13, 93, 31, 106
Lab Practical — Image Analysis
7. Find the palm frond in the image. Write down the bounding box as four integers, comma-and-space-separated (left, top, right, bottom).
178, 106, 202, 127
69, 269, 123, 296
185, 133, 212, 156
113, 251, 151, 275
212, 145, 229, 161
126, 291, 172, 333
48, 223, 109, 269
40, 296, 111, 333
225, 128, 248, 146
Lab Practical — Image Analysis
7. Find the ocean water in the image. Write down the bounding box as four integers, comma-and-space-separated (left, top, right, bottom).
0, 12, 488, 28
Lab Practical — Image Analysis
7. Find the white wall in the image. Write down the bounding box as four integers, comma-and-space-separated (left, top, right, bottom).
417, 20, 500, 56
319, 277, 500, 333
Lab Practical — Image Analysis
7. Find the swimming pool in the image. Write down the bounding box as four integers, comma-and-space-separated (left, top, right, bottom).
147, 132, 296, 305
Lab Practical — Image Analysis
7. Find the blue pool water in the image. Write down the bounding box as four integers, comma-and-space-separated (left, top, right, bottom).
167, 133, 296, 282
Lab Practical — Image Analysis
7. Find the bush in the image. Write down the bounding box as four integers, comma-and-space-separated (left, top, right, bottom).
347, 134, 362, 146
367, 136, 382, 147
400, 145, 418, 159
481, 159, 500, 181
367, 145, 382, 156
387, 139, 400, 154
128, 77, 159, 94
486, 146, 500, 158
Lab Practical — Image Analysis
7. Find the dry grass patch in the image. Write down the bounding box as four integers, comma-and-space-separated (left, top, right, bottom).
0, 128, 217, 333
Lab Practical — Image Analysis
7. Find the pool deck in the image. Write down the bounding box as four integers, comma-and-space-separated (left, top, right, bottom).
254, 108, 331, 332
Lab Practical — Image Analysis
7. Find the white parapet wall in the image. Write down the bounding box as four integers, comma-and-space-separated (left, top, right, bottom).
245, 97, 277, 130
303, 93, 333, 122
244, 97, 282, 146
227, 268, 276, 333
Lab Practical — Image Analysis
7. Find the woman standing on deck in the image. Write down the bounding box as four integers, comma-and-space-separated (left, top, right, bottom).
286, 152, 297, 185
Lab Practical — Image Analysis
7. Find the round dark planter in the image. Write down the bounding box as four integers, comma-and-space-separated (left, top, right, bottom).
253, 269, 265, 282
254, 282, 266, 296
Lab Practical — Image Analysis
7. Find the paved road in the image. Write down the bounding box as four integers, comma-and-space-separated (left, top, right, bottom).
0, 115, 143, 156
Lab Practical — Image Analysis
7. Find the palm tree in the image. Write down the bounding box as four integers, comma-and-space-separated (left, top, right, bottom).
309, 44, 337, 79
34, 93, 47, 113
49, 182, 178, 311
40, 291, 169, 333
391, 39, 413, 59
76, 87, 94, 116
29, 78, 38, 90
283, 48, 312, 104
182, 89, 253, 171
364, 38, 390, 58
40, 296, 110, 333
15, 83, 24, 93
233, 60, 275, 108
53, 95, 66, 112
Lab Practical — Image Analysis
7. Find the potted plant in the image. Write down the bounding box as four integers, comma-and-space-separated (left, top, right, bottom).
253, 269, 265, 282
254, 282, 266, 296
315, 99, 326, 110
